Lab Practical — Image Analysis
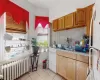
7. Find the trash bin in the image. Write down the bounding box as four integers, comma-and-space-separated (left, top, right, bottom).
43, 59, 47, 69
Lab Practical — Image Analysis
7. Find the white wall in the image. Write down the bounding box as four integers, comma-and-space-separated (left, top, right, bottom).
0, 14, 6, 61
35, 6, 49, 17
49, 0, 95, 22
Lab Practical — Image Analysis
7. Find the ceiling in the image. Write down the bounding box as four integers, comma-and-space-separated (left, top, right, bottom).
28, 0, 57, 9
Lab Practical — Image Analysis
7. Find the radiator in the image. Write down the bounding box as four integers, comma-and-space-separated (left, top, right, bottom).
1, 57, 30, 80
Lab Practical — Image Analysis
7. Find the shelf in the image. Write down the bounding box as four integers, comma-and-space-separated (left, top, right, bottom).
5, 40, 30, 41
5, 46, 26, 48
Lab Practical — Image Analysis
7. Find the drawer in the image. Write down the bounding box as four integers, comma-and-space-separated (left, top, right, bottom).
77, 54, 89, 63
57, 50, 76, 59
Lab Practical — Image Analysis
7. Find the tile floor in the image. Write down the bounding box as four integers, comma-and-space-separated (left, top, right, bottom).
17, 66, 66, 80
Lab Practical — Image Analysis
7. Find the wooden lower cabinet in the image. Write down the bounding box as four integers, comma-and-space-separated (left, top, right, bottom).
56, 55, 67, 78
76, 61, 88, 80
66, 58, 76, 80
57, 55, 76, 80
57, 52, 89, 80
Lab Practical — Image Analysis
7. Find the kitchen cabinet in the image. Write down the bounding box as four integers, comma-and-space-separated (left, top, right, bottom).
77, 54, 89, 63
58, 16, 65, 30
56, 55, 67, 78
65, 13, 74, 29
56, 50, 89, 80
57, 51, 76, 80
86, 4, 94, 36
76, 8, 86, 26
66, 58, 76, 80
52, 19, 58, 31
76, 61, 88, 80
74, 8, 86, 27
74, 12, 79, 27
52, 4, 93, 32
6, 12, 26, 33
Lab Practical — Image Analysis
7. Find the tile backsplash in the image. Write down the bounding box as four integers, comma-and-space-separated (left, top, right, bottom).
51, 27, 86, 45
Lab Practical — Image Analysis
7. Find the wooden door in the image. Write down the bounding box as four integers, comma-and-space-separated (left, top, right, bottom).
56, 55, 67, 78
58, 17, 65, 30
66, 58, 76, 80
52, 19, 58, 31
77, 8, 86, 26
86, 4, 94, 36
76, 61, 88, 80
65, 13, 74, 29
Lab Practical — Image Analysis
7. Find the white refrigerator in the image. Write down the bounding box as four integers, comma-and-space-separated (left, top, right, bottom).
88, 0, 100, 80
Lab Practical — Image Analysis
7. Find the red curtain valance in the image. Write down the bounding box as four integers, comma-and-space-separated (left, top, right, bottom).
0, 0, 29, 28
35, 16, 49, 29
0, 0, 8, 16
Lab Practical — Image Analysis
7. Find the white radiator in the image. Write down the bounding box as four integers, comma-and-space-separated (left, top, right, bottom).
1, 57, 30, 80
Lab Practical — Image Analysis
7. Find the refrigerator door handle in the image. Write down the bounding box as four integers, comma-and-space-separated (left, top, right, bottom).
90, 46, 100, 51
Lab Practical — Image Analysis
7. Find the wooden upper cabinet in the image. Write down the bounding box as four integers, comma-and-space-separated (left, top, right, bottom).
76, 61, 88, 80
52, 4, 93, 32
6, 12, 26, 33
74, 12, 79, 27
65, 13, 74, 29
77, 8, 86, 26
86, 4, 94, 36
52, 19, 58, 31
58, 16, 65, 30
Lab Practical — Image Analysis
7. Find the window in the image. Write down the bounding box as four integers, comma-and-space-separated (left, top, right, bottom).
36, 23, 49, 49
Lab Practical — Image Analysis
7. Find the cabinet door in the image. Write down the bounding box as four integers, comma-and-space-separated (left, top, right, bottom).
77, 8, 86, 26
66, 58, 76, 80
86, 4, 94, 36
65, 13, 74, 29
74, 12, 79, 27
58, 17, 65, 30
76, 61, 88, 80
56, 55, 67, 78
52, 19, 58, 31
65, 15, 68, 28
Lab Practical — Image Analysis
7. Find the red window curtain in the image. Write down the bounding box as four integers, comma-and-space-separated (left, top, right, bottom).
35, 16, 49, 29
6, 1, 23, 24
0, 0, 8, 16
0, 0, 29, 28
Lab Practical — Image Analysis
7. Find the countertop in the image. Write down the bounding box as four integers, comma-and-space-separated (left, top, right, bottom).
0, 50, 32, 66
49, 47, 89, 57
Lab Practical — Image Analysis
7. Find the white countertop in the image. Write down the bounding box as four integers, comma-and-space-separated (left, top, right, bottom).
49, 47, 89, 56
